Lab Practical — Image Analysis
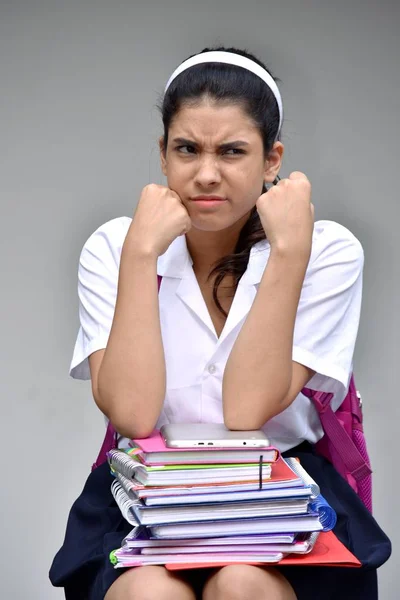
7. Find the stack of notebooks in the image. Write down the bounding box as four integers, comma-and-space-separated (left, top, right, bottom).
107, 430, 347, 569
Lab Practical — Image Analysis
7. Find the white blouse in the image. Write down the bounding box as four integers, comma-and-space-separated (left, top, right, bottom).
70, 217, 364, 452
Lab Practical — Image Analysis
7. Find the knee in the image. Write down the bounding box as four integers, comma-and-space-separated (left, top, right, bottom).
204, 565, 296, 600
105, 568, 148, 600
126, 568, 164, 600
106, 566, 193, 600
207, 565, 261, 600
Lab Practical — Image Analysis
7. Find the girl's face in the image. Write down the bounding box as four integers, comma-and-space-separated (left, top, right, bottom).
160, 99, 283, 233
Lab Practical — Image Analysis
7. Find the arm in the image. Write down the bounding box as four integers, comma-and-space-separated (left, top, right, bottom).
85, 185, 191, 439
92, 245, 166, 440
223, 247, 315, 430
223, 191, 364, 431
223, 172, 315, 430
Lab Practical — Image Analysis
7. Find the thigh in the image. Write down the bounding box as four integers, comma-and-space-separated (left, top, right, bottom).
105, 566, 198, 600
202, 565, 297, 600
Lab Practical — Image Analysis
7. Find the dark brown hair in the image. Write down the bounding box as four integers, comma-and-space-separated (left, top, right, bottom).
160, 46, 281, 316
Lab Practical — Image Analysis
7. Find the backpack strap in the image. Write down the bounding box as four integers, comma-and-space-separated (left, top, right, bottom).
91, 420, 118, 471
302, 383, 372, 482
91, 274, 163, 470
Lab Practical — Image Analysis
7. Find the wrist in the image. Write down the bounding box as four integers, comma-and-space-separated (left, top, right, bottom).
269, 242, 311, 264
263, 245, 310, 290
122, 231, 159, 262
118, 243, 159, 291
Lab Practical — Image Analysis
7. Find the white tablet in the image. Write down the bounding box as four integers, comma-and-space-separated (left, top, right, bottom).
160, 423, 270, 449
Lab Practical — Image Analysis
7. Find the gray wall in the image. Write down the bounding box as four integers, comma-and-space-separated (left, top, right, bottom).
1, 0, 398, 597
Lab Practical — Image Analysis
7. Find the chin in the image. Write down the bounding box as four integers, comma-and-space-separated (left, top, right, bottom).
188, 206, 253, 233
189, 218, 237, 233
190, 221, 225, 232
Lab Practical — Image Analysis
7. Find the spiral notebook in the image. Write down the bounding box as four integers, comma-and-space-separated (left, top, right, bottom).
139, 533, 319, 555
113, 532, 319, 567
114, 469, 311, 507
111, 479, 139, 526
150, 515, 324, 539
131, 497, 311, 526
121, 533, 297, 548
114, 455, 303, 499
111, 479, 311, 527
108, 449, 272, 486
164, 531, 361, 570
283, 457, 320, 497
113, 549, 284, 567
111, 532, 325, 568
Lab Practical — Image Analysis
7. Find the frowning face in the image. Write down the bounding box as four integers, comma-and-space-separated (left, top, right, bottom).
160, 99, 282, 233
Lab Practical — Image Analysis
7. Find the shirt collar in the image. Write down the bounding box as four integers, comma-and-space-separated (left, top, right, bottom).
157, 235, 193, 278
157, 235, 270, 284
243, 238, 271, 284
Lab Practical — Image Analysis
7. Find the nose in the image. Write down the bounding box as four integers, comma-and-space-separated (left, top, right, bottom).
194, 154, 221, 188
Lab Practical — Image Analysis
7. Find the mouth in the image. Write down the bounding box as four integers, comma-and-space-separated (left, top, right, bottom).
190, 195, 227, 209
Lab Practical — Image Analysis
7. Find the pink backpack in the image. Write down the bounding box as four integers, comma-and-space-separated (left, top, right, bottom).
302, 379, 373, 512
91, 276, 373, 512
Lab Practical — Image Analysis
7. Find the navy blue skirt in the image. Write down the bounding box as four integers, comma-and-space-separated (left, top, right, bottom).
49, 444, 391, 600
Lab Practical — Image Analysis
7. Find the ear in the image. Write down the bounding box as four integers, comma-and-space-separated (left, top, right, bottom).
159, 136, 167, 176
264, 141, 284, 183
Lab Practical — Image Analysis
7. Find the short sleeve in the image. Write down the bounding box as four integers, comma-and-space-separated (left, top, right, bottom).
292, 220, 364, 408
69, 217, 132, 380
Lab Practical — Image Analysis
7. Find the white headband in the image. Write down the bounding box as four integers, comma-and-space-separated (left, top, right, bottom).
164, 51, 283, 138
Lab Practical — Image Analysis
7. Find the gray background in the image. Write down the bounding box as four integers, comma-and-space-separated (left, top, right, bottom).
1, 0, 398, 597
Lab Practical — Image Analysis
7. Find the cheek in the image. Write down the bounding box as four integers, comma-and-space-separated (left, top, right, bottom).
165, 161, 189, 189
233, 173, 264, 214
232, 164, 264, 196
233, 158, 264, 183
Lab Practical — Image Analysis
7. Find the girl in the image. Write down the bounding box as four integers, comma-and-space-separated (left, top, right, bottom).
50, 47, 391, 599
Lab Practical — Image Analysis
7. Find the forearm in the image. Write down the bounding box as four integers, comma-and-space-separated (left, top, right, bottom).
97, 238, 166, 439
222, 248, 309, 430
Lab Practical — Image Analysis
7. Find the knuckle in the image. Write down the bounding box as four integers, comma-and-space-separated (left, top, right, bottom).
295, 180, 311, 194
171, 190, 181, 201
256, 195, 266, 207
171, 194, 183, 207
290, 170, 308, 180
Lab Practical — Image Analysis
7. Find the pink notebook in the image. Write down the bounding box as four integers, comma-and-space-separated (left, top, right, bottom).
129, 430, 279, 466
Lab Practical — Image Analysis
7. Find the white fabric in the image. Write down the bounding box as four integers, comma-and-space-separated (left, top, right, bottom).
164, 51, 283, 138
71, 217, 364, 452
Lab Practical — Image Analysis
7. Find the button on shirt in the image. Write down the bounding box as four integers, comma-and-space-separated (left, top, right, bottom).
70, 217, 364, 452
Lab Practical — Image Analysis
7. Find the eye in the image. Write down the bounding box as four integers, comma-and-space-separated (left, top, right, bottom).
176, 145, 197, 154
222, 148, 245, 156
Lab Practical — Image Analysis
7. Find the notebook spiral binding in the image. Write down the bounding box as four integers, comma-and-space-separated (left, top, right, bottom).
115, 471, 137, 495
111, 479, 140, 527
304, 531, 320, 554
283, 457, 320, 498
108, 448, 139, 481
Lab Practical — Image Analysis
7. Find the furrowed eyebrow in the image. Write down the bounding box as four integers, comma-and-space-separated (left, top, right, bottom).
219, 140, 249, 151
172, 137, 249, 150
172, 137, 199, 148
